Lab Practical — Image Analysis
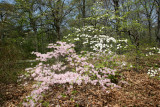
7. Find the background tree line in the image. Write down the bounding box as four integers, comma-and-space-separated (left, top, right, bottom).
0, 0, 160, 60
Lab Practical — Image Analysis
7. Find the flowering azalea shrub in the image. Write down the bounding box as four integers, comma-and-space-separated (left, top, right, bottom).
22, 41, 120, 107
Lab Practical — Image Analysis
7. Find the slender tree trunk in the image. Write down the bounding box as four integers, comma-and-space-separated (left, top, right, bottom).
53, 0, 61, 41
0, 17, 4, 43
57, 26, 61, 40
147, 13, 152, 43
0, 34, 4, 43
113, 0, 121, 54
148, 20, 152, 42
135, 36, 140, 72
54, 18, 61, 40
31, 22, 38, 52
113, 0, 120, 36
0, 23, 4, 42
29, 10, 38, 52
34, 29, 38, 52
157, 2, 160, 45
82, 0, 85, 26
132, 31, 140, 72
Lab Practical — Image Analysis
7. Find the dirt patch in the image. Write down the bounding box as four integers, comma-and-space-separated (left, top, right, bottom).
0, 82, 33, 107
110, 71, 160, 106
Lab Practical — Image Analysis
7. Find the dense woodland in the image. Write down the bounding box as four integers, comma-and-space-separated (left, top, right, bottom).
0, 0, 160, 106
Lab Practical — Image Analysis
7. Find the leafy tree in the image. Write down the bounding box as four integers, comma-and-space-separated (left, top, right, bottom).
155, 0, 160, 45
140, 0, 156, 42
0, 2, 14, 42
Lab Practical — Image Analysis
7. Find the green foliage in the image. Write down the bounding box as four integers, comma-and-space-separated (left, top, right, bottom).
108, 73, 119, 84
71, 90, 78, 95
0, 40, 22, 83
61, 93, 67, 98
0, 38, 39, 84
0, 0, 159, 86
42, 101, 50, 107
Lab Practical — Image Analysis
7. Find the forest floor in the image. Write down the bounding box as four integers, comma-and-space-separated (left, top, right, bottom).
1, 54, 160, 107
1, 70, 160, 107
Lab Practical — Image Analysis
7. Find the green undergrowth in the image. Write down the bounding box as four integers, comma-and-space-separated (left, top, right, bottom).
0, 41, 37, 84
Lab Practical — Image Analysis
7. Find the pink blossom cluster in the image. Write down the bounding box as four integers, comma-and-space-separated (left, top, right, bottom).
23, 41, 120, 107
32, 42, 75, 61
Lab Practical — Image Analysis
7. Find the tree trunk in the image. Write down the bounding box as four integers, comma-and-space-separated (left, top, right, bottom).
82, 0, 86, 26
31, 22, 38, 52
113, 0, 120, 36
113, 0, 121, 54
148, 19, 152, 42
135, 36, 140, 72
157, 3, 160, 45
57, 25, 61, 40
34, 29, 38, 52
